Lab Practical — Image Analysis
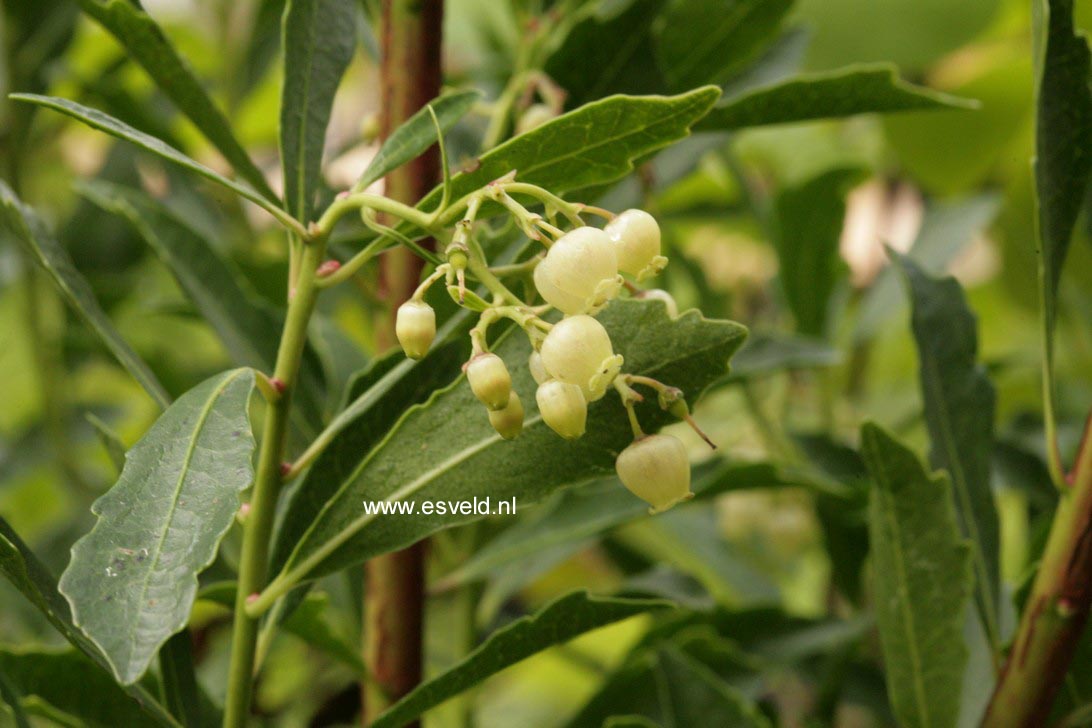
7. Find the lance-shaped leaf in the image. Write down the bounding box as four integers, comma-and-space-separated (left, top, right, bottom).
281, 0, 357, 221
1032, 0, 1092, 480
696, 64, 976, 131
861, 423, 972, 728
59, 369, 257, 684
0, 181, 170, 409
892, 253, 1001, 652
11, 95, 298, 231
262, 300, 746, 603
0, 519, 176, 726
774, 167, 866, 337
78, 181, 325, 436
421, 87, 721, 207
354, 89, 482, 192
371, 591, 673, 728
656, 0, 793, 92
74, 0, 276, 201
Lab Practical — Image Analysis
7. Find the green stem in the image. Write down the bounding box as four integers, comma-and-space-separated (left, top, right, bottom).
222, 239, 327, 728
982, 416, 1092, 727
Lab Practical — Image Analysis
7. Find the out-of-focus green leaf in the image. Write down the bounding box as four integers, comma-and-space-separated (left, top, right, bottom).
354, 89, 482, 192
59, 369, 256, 684
281, 593, 365, 675
0, 519, 176, 726
0, 181, 170, 409
657, 0, 792, 92
854, 195, 1000, 341
892, 253, 1000, 652
79, 181, 325, 435
10, 95, 295, 229
0, 650, 160, 728
435, 459, 840, 591
774, 167, 865, 337
264, 300, 745, 600
238, 0, 288, 99
86, 413, 128, 475
371, 591, 672, 728
280, 0, 357, 221
727, 332, 841, 379
544, 0, 667, 105
861, 422, 972, 728
74, 0, 276, 201
1032, 0, 1092, 479
0, 664, 31, 728
158, 632, 204, 728
696, 64, 975, 131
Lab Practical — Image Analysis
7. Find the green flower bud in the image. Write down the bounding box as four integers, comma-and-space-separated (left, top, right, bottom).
466, 353, 511, 411
540, 315, 623, 401
528, 350, 549, 385
533, 227, 621, 314
615, 434, 692, 514
536, 380, 587, 439
637, 288, 678, 318
604, 209, 667, 280
488, 390, 524, 440
395, 300, 436, 359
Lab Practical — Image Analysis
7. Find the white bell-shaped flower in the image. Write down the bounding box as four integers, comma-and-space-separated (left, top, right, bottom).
540, 315, 623, 401
395, 300, 436, 360
528, 350, 549, 385
466, 353, 511, 411
615, 434, 692, 513
488, 390, 524, 440
535, 380, 587, 439
604, 209, 667, 281
533, 227, 621, 314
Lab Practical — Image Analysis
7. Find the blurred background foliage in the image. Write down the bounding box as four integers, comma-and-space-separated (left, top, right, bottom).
1, 0, 1090, 725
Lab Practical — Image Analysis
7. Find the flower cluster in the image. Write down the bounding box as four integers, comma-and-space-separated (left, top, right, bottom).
392, 179, 711, 513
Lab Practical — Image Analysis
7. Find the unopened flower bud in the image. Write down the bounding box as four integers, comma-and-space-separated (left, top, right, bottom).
605, 209, 667, 280
488, 390, 524, 440
395, 300, 436, 359
536, 380, 587, 439
540, 315, 622, 401
637, 288, 678, 318
528, 350, 549, 385
615, 434, 692, 514
466, 353, 511, 411
533, 227, 621, 314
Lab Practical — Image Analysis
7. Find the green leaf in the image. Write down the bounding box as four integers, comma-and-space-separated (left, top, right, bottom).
0, 664, 31, 728
355, 89, 482, 192
854, 195, 1000, 342
78, 181, 326, 436
543, 0, 667, 106
281, 0, 357, 221
158, 632, 203, 728
0, 650, 161, 728
266, 299, 745, 598
87, 413, 128, 476
281, 593, 366, 676
59, 369, 257, 684
891, 253, 1001, 652
1032, 0, 1092, 479
0, 181, 170, 409
656, 0, 793, 92
74, 0, 276, 201
0, 518, 177, 726
695, 64, 977, 131
727, 332, 841, 379
435, 459, 836, 591
421, 87, 722, 209
10, 94, 298, 231
774, 168, 866, 337
371, 591, 673, 728
861, 422, 973, 728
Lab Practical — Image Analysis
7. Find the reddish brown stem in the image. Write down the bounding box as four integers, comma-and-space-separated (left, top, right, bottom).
364, 1, 443, 726
982, 412, 1092, 727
